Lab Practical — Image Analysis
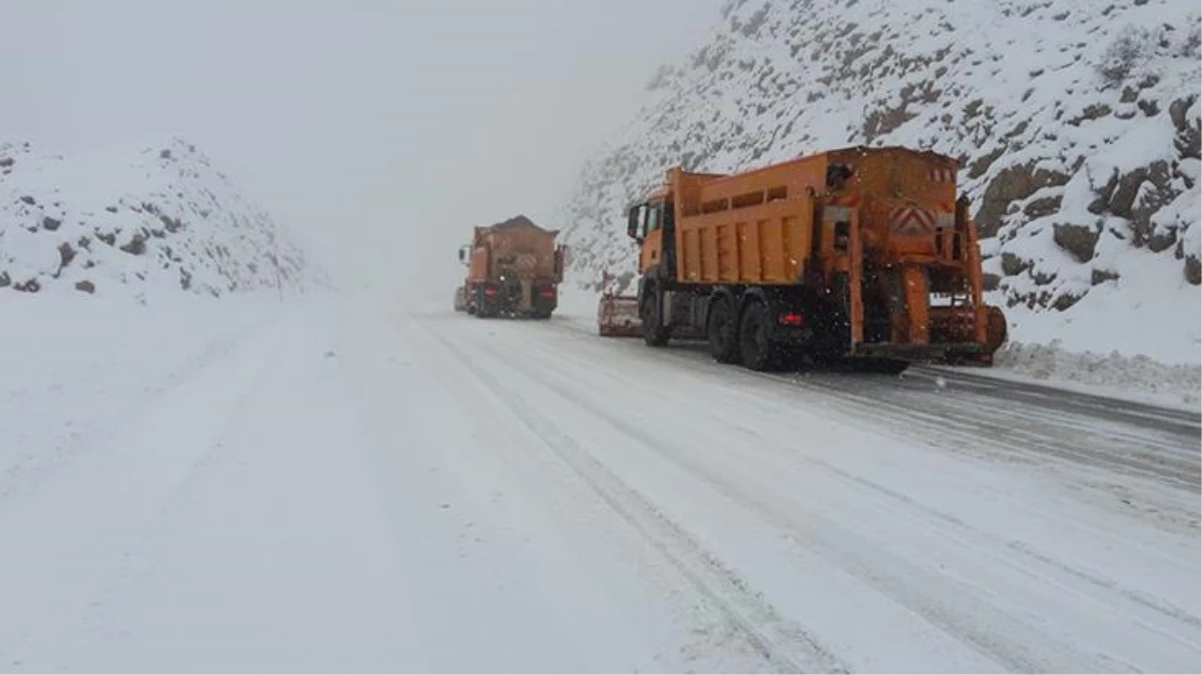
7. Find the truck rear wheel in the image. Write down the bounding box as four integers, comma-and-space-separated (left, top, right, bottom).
739, 301, 777, 371
707, 297, 740, 364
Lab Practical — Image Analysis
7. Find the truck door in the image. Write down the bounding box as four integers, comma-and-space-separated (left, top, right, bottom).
638, 204, 664, 274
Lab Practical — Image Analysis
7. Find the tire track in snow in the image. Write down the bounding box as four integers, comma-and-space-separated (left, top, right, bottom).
67, 314, 297, 652
431, 317, 1193, 672
0, 308, 294, 671
501, 331, 1200, 638
417, 320, 848, 675
0, 309, 280, 507
530, 315, 1199, 493
531, 314, 1199, 487
517, 319, 1202, 632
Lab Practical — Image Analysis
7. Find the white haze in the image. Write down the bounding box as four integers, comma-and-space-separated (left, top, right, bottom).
0, 0, 722, 302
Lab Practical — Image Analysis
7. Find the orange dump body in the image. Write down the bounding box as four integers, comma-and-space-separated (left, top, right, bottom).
468, 222, 560, 285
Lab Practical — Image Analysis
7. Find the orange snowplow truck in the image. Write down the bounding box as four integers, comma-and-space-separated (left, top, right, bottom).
627, 145, 1007, 372
455, 215, 567, 319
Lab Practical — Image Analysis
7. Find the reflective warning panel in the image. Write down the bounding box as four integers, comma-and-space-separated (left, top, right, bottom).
889, 207, 936, 236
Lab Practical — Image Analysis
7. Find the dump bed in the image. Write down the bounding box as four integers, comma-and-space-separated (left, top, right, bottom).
468, 216, 560, 283
668, 147, 960, 285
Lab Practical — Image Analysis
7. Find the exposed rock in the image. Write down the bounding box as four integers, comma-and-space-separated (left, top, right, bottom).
1117, 161, 1174, 246
58, 242, 76, 270
1000, 251, 1032, 276
1148, 226, 1177, 253
1087, 169, 1120, 214
1032, 269, 1057, 286
13, 278, 40, 293
975, 163, 1069, 236
1023, 195, 1062, 220
159, 215, 183, 233
983, 272, 1001, 291
1170, 96, 1200, 159
1067, 104, 1112, 126
1092, 268, 1120, 285
968, 146, 1005, 179
1053, 222, 1100, 262
19, 195, 35, 206
862, 105, 917, 143
0, 272, 9, 288
74, 280, 95, 294
120, 233, 147, 256
1186, 255, 1201, 286
1052, 291, 1083, 311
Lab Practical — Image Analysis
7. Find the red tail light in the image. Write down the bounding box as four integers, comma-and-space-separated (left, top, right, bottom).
484, 288, 498, 297
540, 288, 556, 298
779, 312, 804, 327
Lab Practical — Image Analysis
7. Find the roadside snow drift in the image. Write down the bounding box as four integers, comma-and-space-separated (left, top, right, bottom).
0, 137, 324, 300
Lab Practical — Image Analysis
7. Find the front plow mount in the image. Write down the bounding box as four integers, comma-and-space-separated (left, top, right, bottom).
597, 291, 641, 337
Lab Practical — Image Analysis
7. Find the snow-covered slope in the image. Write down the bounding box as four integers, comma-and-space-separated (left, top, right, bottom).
559, 0, 1201, 363
0, 137, 325, 301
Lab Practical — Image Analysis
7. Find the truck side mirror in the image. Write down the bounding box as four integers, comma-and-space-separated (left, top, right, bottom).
458, 248, 465, 262
627, 205, 641, 240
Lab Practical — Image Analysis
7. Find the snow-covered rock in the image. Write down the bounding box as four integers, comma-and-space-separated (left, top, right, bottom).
558, 0, 1201, 364
0, 137, 325, 301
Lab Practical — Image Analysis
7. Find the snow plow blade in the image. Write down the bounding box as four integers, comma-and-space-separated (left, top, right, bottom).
597, 293, 642, 337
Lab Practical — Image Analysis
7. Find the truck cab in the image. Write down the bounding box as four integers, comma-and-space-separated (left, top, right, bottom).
626, 190, 675, 278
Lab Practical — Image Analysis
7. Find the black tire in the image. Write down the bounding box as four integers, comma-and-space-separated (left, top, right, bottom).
641, 290, 670, 347
475, 288, 495, 318
739, 301, 778, 371
707, 297, 740, 364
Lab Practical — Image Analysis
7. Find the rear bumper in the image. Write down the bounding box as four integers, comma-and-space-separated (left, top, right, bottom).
850, 341, 985, 360
473, 282, 557, 315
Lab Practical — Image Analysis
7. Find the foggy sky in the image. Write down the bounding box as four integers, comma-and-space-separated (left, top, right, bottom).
0, 0, 721, 299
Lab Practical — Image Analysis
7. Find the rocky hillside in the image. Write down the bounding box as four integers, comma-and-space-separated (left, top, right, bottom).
0, 137, 324, 300
559, 0, 1201, 360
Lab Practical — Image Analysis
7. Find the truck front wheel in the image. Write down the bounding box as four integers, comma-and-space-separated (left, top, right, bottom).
641, 291, 670, 347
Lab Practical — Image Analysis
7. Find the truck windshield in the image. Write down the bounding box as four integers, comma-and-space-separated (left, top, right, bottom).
646, 203, 661, 235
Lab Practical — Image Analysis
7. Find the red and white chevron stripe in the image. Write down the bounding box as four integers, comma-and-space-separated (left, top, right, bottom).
889, 207, 936, 235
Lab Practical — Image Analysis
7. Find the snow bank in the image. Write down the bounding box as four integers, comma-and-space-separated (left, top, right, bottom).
0, 137, 326, 301
991, 339, 1200, 412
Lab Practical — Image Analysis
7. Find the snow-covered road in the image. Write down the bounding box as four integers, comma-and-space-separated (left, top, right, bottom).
1, 292, 1198, 673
